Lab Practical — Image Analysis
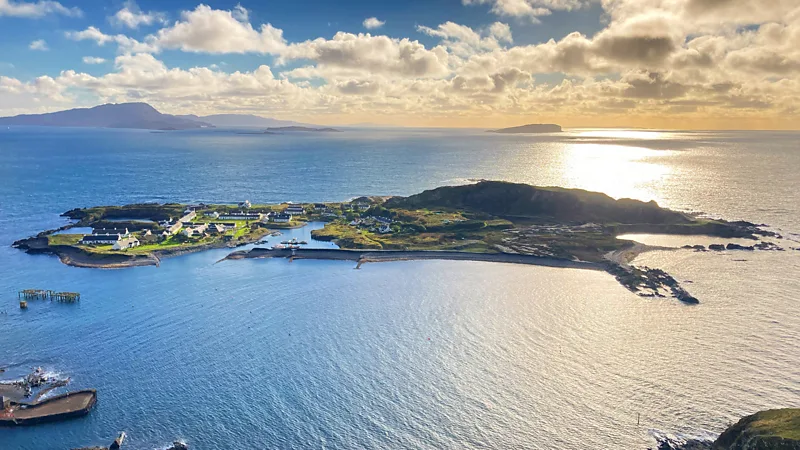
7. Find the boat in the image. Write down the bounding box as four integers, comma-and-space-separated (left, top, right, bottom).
0, 389, 96, 426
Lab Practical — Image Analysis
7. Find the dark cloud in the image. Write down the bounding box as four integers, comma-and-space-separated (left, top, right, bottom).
623, 72, 688, 99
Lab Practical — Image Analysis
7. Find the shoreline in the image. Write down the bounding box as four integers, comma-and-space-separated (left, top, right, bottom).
224, 247, 606, 271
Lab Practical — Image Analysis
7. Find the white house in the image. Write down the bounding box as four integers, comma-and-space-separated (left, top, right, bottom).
238, 200, 252, 209
378, 224, 392, 234
179, 211, 197, 223
182, 223, 209, 237
80, 234, 122, 245
285, 205, 305, 215
219, 212, 262, 221
161, 221, 183, 236
113, 237, 140, 250
203, 211, 220, 219
272, 213, 291, 223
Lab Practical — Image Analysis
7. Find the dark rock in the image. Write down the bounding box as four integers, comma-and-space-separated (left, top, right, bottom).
726, 243, 755, 251
708, 244, 726, 251
167, 442, 189, 450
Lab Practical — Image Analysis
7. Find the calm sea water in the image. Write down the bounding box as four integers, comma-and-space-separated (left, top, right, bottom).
0, 127, 798, 449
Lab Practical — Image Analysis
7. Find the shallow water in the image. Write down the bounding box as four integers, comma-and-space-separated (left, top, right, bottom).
0, 127, 798, 449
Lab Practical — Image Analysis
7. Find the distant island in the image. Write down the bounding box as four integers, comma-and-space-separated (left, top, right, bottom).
0, 103, 211, 131
15, 181, 785, 304
178, 113, 312, 128
490, 123, 562, 133
0, 103, 327, 131
265, 126, 341, 133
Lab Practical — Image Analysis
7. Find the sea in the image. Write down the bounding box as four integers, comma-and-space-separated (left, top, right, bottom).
0, 127, 798, 449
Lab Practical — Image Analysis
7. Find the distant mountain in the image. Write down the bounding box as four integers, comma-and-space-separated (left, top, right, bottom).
266, 126, 341, 133
0, 103, 212, 130
490, 124, 562, 133
180, 114, 312, 128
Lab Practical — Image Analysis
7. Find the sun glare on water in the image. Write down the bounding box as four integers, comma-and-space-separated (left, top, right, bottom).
555, 143, 672, 204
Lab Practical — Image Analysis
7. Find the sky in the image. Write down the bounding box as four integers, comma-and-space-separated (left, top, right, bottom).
0, 0, 798, 129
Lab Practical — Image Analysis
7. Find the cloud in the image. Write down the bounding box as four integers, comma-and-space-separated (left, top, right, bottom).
152, 4, 286, 54
279, 32, 452, 78
82, 56, 106, 64
5, 0, 800, 127
110, 0, 166, 29
418, 21, 512, 57
462, 0, 588, 22
0, 0, 81, 18
363, 17, 385, 29
66, 26, 159, 54
29, 39, 48, 51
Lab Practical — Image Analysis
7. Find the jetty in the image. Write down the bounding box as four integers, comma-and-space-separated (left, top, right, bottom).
0, 389, 96, 426
19, 289, 80, 303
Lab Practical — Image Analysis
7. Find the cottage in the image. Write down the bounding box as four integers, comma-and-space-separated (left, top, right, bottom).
313, 203, 326, 211
91, 228, 130, 237
182, 223, 209, 237
203, 211, 220, 219
272, 213, 291, 223
285, 205, 305, 215
179, 211, 197, 223
218, 211, 262, 221
161, 221, 183, 236
207, 223, 226, 234
80, 234, 122, 245
353, 202, 370, 211
374, 216, 392, 225
378, 224, 392, 234
238, 200, 252, 209
112, 237, 140, 250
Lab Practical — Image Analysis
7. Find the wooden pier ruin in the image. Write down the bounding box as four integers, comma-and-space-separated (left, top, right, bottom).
18, 289, 80, 303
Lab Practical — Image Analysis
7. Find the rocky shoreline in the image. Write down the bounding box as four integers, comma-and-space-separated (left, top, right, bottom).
11, 232, 267, 269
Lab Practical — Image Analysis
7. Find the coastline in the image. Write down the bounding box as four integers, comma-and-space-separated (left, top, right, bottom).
223, 247, 606, 271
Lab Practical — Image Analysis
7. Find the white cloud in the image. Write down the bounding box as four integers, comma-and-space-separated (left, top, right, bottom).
0, 0, 81, 18
462, 0, 588, 22
363, 17, 385, 29
82, 56, 106, 64
66, 26, 159, 54
29, 39, 48, 51
110, 0, 166, 29
6, 0, 800, 127
152, 4, 286, 54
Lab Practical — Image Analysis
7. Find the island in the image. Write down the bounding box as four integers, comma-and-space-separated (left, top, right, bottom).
0, 103, 212, 131
265, 126, 341, 132
489, 123, 562, 133
13, 181, 782, 303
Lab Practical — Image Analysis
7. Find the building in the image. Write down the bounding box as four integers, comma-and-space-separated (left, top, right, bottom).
378, 224, 392, 234
179, 211, 197, 223
272, 213, 291, 223
80, 234, 123, 245
374, 216, 392, 225
238, 200, 252, 209
314, 203, 326, 211
161, 221, 183, 237
112, 237, 140, 250
285, 205, 305, 215
91, 228, 130, 237
203, 211, 220, 219
353, 202, 370, 211
218, 211, 263, 221
182, 223, 209, 237
207, 223, 226, 234
81, 228, 131, 245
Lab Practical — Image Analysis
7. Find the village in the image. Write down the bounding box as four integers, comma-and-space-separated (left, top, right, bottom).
58, 198, 398, 254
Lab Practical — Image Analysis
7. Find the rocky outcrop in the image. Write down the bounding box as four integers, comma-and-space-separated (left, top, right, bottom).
713, 409, 800, 450
653, 409, 800, 450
